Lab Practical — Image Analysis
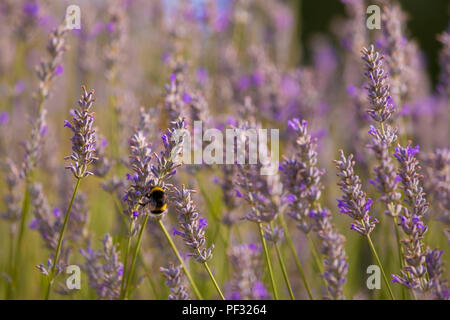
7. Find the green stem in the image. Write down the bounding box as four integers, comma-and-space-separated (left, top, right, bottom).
5, 227, 15, 299
274, 240, 295, 300
258, 223, 279, 300
366, 234, 395, 300
158, 219, 203, 300
123, 213, 150, 299
393, 216, 407, 300
200, 256, 225, 300
44, 177, 81, 300
8, 182, 30, 299
307, 234, 324, 274
137, 254, 160, 299
278, 214, 313, 299
119, 222, 133, 299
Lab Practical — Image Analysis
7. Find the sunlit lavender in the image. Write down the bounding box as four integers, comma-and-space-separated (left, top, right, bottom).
0, 0, 448, 301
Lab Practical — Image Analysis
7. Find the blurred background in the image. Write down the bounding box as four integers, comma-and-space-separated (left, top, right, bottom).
0, 0, 448, 300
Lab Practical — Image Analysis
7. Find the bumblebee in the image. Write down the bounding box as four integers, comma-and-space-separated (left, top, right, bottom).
140, 186, 167, 214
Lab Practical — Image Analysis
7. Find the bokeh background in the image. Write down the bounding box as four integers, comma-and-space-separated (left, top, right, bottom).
0, 0, 448, 300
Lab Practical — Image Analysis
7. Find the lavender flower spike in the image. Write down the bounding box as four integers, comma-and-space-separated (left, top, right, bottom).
360, 45, 395, 123
281, 118, 324, 233
171, 185, 214, 263
81, 234, 123, 300
227, 244, 267, 300
310, 208, 348, 300
64, 86, 98, 179
425, 249, 449, 300
22, 109, 47, 178
362, 45, 402, 217
392, 143, 429, 291
160, 263, 190, 300
171, 185, 225, 299
36, 23, 69, 101
334, 150, 378, 235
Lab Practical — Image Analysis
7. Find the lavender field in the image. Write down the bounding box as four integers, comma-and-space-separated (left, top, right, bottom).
0, 0, 448, 301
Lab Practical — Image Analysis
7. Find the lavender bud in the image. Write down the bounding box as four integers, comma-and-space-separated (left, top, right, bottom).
171, 185, 214, 263
310, 208, 348, 299
227, 244, 267, 300
22, 109, 47, 178
160, 263, 190, 300
64, 86, 97, 179
425, 249, 449, 300
360, 45, 395, 123
281, 118, 324, 233
334, 150, 378, 235
81, 234, 123, 300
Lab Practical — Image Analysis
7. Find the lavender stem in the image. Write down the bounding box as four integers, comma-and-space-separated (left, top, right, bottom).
123, 213, 150, 299
366, 232, 395, 300
278, 213, 314, 299
119, 220, 133, 299
44, 177, 81, 300
199, 254, 225, 300
157, 219, 203, 300
258, 222, 279, 300
272, 227, 295, 300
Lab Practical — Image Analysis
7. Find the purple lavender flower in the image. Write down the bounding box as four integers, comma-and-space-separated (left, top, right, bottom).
361, 45, 395, 123
160, 263, 190, 300
392, 143, 430, 291
226, 244, 266, 300
310, 208, 348, 300
92, 134, 112, 177
151, 118, 187, 186
164, 61, 188, 122
29, 183, 67, 275
0, 111, 9, 125
195, 67, 209, 84
64, 86, 97, 179
0, 160, 23, 225
81, 234, 123, 300
380, 4, 408, 106
425, 249, 449, 300
23, 1, 39, 17
22, 109, 47, 178
36, 23, 68, 100
104, 4, 128, 80
171, 185, 214, 263
437, 27, 450, 98
280, 118, 323, 233
425, 148, 450, 226
334, 150, 378, 235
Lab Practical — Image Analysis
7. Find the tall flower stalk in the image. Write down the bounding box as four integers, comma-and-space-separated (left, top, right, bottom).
234, 118, 282, 300
281, 118, 347, 299
44, 85, 97, 299
392, 144, 431, 295
227, 244, 268, 299
360, 45, 405, 289
121, 118, 202, 300
81, 234, 123, 300
9, 22, 69, 298
160, 263, 190, 300
172, 185, 224, 299
334, 150, 395, 300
